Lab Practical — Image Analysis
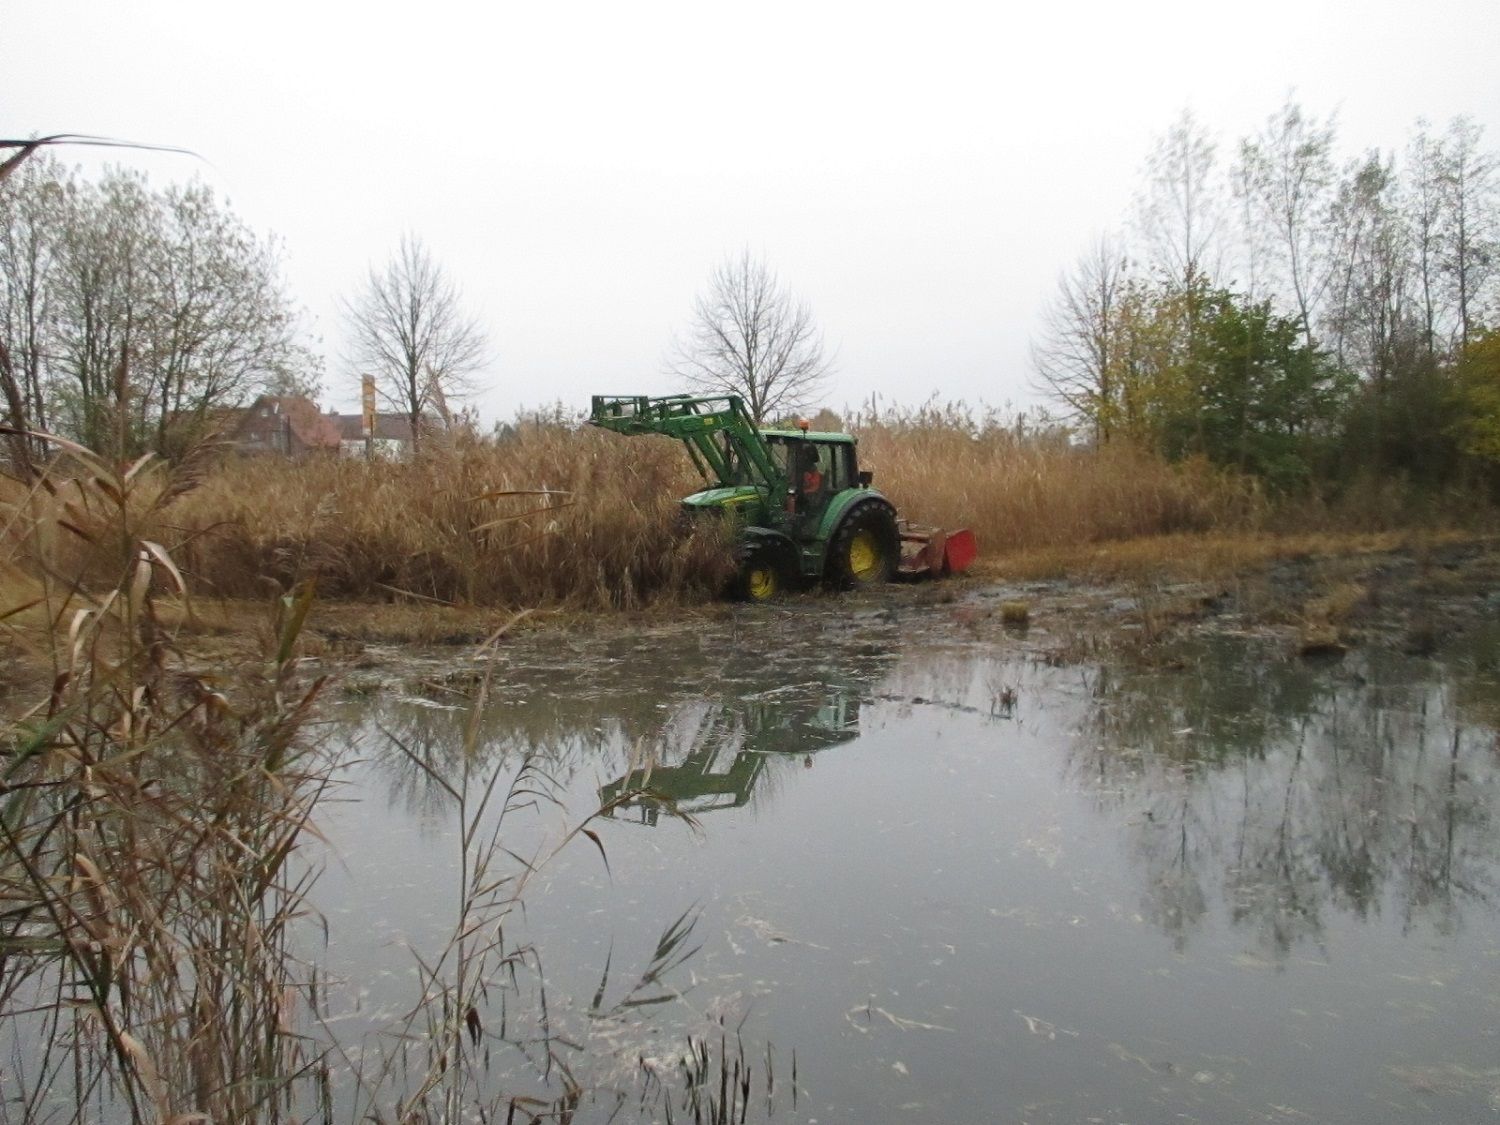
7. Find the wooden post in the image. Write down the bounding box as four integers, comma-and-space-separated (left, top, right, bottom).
361, 375, 376, 461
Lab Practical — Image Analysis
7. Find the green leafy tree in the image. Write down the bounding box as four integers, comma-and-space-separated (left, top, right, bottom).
1454, 330, 1500, 463
1190, 290, 1348, 489
1109, 277, 1199, 451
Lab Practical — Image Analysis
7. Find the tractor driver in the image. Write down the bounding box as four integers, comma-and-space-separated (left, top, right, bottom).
795, 442, 823, 496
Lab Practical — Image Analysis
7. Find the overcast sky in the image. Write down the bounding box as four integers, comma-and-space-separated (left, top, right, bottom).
10, 0, 1499, 423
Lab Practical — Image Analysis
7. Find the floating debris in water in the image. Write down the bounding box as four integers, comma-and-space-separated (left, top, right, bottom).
845, 1001, 954, 1034
1016, 1011, 1079, 1041
736, 913, 828, 950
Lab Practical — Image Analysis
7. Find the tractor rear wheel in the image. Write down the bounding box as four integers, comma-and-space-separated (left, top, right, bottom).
826, 502, 898, 588
733, 542, 793, 602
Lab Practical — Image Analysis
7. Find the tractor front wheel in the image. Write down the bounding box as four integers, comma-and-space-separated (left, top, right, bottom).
826, 503, 898, 589
733, 542, 793, 602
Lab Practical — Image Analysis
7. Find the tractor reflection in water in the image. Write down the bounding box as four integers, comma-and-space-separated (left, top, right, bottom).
600, 690, 862, 825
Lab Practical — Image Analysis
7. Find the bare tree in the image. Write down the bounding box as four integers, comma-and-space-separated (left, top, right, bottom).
341, 234, 487, 453
1434, 116, 1497, 351
2, 160, 311, 459
0, 151, 66, 461
1404, 120, 1448, 356
139, 181, 315, 454
1137, 108, 1225, 298
1327, 152, 1412, 387
1032, 236, 1131, 442
1135, 109, 1226, 453
1236, 99, 1339, 347
51, 169, 156, 454
668, 249, 833, 424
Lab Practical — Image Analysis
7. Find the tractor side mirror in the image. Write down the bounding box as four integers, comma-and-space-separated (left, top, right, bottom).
858, 470, 874, 488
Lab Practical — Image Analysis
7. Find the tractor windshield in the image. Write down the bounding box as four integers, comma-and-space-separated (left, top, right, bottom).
763, 435, 853, 494
764, 435, 792, 481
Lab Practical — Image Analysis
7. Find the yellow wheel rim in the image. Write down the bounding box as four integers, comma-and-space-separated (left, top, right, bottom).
848, 531, 881, 581
747, 565, 778, 600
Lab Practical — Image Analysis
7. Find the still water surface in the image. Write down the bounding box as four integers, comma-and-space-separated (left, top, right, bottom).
318, 596, 1500, 1123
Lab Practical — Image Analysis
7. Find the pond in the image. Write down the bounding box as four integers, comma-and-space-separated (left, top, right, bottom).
315, 589, 1500, 1123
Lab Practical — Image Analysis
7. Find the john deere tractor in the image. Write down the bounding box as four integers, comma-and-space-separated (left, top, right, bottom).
589, 394, 904, 600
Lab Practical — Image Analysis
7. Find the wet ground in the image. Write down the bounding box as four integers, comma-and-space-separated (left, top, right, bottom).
312, 557, 1500, 1122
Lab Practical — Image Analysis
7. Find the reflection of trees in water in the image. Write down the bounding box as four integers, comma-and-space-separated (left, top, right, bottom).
1071, 641, 1500, 957
351, 698, 643, 822
1223, 729, 1326, 957
1399, 711, 1491, 935
872, 652, 1024, 725
1140, 790, 1211, 952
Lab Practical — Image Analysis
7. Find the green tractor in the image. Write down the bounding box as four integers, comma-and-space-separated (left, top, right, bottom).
588, 393, 975, 600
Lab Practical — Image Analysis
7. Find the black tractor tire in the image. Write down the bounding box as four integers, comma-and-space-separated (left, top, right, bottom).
732, 541, 794, 603
825, 502, 899, 589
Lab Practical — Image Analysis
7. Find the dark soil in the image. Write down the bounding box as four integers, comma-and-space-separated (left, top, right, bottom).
942, 538, 1500, 669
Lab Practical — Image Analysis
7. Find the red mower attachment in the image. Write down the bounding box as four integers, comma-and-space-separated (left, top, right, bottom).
897, 523, 978, 579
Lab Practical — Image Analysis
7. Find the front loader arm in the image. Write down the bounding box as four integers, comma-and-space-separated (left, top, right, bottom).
589, 394, 784, 491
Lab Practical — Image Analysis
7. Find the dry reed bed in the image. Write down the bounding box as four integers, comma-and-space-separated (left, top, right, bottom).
0, 443, 332, 1122
165, 425, 733, 608
855, 409, 1263, 552
0, 445, 709, 1122
154, 415, 1264, 609
4, 413, 1267, 616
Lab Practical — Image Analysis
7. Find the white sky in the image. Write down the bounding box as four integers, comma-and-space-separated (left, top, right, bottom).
9, 0, 1500, 423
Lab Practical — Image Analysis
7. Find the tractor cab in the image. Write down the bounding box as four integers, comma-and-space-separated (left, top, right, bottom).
762, 430, 861, 526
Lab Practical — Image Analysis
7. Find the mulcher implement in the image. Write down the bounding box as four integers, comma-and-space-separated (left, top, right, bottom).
589, 393, 975, 600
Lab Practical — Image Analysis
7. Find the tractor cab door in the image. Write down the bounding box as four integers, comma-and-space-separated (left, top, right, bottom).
789, 439, 840, 531
767, 436, 848, 530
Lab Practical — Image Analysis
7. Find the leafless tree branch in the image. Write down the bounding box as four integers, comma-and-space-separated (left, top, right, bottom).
667, 249, 832, 424
340, 234, 488, 453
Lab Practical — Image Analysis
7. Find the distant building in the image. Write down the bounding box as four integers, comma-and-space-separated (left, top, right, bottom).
227, 396, 342, 456
219, 395, 420, 458
327, 410, 418, 459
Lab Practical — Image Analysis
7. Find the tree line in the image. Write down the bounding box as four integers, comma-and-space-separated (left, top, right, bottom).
0, 153, 316, 463
7, 108, 1496, 491
1035, 102, 1498, 495
0, 147, 810, 464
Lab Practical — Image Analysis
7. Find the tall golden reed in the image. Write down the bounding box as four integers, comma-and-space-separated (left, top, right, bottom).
166, 422, 733, 608
853, 401, 1264, 552
0, 438, 332, 1122
5, 404, 1268, 616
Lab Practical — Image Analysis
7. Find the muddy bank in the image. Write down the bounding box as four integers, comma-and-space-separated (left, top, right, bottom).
5, 536, 1496, 704
973, 536, 1500, 666
304, 538, 1500, 712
